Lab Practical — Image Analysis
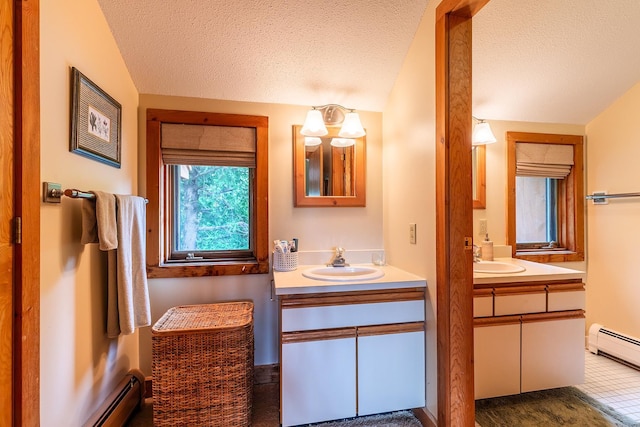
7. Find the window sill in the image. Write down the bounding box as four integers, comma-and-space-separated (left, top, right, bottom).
147, 260, 270, 279
515, 250, 584, 263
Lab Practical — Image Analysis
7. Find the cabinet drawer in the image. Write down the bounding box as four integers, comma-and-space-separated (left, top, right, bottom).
547, 283, 585, 312
282, 300, 424, 332
474, 289, 493, 318
494, 285, 546, 316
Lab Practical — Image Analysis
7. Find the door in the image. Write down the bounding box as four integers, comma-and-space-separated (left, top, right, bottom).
358, 325, 425, 416
0, 0, 15, 422
521, 314, 585, 392
281, 329, 356, 427
2, 1, 40, 424
474, 317, 521, 399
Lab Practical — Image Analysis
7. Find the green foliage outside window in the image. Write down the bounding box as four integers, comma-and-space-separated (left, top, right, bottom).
177, 165, 250, 251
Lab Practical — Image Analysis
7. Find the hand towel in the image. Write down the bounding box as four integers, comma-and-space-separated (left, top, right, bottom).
107, 195, 151, 338
94, 191, 118, 251
80, 199, 99, 244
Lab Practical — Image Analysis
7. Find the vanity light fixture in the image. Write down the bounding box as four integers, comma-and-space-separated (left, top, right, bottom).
330, 138, 356, 147
304, 136, 323, 146
300, 104, 366, 138
472, 117, 497, 145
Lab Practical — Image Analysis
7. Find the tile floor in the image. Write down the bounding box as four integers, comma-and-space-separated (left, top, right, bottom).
576, 350, 640, 424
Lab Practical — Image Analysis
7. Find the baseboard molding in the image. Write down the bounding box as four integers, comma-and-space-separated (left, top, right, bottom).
254, 363, 279, 385
83, 369, 145, 427
412, 407, 437, 427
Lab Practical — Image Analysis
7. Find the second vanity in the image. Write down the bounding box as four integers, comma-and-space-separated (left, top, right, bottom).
274, 264, 427, 427
473, 257, 586, 400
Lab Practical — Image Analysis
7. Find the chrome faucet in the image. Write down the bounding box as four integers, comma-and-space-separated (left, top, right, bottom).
329, 247, 348, 267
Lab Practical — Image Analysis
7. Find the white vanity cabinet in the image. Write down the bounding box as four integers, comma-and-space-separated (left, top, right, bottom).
474, 278, 585, 400
279, 287, 426, 427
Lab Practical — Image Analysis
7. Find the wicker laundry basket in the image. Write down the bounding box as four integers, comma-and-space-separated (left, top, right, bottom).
152, 302, 254, 426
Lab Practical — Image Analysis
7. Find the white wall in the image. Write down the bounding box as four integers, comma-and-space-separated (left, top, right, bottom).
382, 3, 438, 416
137, 94, 384, 375
40, 0, 140, 425
584, 81, 640, 338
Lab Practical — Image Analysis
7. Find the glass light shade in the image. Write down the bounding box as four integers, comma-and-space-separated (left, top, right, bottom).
300, 109, 328, 136
472, 121, 497, 145
338, 112, 366, 138
330, 138, 356, 147
304, 137, 322, 146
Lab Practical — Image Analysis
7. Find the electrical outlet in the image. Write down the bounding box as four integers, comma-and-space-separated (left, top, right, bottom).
479, 219, 487, 236
409, 223, 417, 244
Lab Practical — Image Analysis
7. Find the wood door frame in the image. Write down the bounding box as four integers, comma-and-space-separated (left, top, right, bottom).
13, 0, 41, 425
435, 1, 489, 425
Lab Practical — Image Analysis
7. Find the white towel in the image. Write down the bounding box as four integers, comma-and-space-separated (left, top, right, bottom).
80, 191, 118, 250
107, 195, 151, 338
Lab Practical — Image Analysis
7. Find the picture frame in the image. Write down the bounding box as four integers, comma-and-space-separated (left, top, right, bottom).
70, 67, 122, 168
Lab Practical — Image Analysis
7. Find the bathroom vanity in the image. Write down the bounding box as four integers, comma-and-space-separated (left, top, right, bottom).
273, 265, 427, 427
473, 258, 586, 400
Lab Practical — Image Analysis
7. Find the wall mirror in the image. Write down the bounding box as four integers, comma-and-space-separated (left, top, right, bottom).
473, 145, 486, 209
293, 124, 366, 207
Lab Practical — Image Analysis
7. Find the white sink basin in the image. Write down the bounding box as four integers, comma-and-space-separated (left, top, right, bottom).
473, 261, 526, 274
302, 266, 385, 282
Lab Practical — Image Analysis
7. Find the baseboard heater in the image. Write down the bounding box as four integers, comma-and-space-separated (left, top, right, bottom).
83, 369, 145, 427
588, 323, 640, 370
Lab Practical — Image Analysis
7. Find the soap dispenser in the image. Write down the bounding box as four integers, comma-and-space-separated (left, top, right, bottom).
481, 233, 494, 261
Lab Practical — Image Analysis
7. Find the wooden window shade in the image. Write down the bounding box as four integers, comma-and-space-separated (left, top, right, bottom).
516, 143, 574, 179
161, 123, 256, 167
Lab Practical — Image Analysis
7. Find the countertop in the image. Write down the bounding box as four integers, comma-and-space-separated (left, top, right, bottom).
473, 257, 585, 285
273, 264, 427, 295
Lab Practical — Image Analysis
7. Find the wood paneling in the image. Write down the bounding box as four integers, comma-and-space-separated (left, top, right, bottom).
0, 1, 15, 423
12, 0, 41, 425
435, 0, 490, 425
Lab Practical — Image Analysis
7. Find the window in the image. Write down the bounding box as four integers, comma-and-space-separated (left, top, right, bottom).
146, 109, 269, 278
506, 132, 584, 262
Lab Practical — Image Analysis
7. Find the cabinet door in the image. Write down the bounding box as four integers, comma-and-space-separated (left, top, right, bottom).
357, 324, 425, 416
474, 316, 521, 399
281, 330, 356, 427
521, 313, 585, 393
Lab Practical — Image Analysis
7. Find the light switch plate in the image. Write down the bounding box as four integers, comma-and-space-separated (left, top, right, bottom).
409, 223, 416, 244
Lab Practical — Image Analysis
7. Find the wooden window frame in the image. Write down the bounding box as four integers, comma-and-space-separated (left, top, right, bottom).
506, 131, 584, 263
146, 109, 269, 278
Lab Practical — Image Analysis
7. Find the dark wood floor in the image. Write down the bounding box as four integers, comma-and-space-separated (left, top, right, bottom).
126, 382, 281, 426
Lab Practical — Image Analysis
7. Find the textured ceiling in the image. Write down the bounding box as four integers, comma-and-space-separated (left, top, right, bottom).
474, 0, 640, 124
96, 0, 429, 112
98, 0, 640, 125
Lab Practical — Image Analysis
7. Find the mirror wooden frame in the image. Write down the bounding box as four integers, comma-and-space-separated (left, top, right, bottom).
473, 144, 486, 209
293, 125, 366, 207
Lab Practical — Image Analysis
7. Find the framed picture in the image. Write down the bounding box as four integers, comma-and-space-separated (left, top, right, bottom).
70, 67, 122, 168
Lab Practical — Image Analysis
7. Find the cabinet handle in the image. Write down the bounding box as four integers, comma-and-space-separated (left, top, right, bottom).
357, 322, 425, 337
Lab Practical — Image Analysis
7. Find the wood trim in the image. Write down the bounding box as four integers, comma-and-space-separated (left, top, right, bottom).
14, 1, 41, 425
436, 1, 489, 425
412, 407, 438, 427
506, 131, 585, 262
357, 322, 425, 337
293, 125, 366, 207
145, 109, 270, 278
473, 145, 486, 209
547, 282, 585, 293
281, 327, 356, 344
474, 315, 522, 327
473, 288, 493, 297
254, 364, 279, 385
493, 285, 547, 296
521, 309, 584, 323
280, 287, 426, 308
474, 278, 583, 290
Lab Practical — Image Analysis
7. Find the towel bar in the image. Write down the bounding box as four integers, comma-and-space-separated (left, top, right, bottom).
42, 181, 148, 204
586, 191, 640, 204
